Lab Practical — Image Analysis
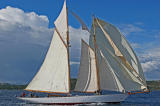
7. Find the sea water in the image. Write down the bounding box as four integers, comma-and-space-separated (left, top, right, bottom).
0, 90, 160, 106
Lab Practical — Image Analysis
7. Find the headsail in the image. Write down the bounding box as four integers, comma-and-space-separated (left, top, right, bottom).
74, 40, 98, 92
99, 50, 124, 92
25, 0, 70, 93
89, 18, 147, 92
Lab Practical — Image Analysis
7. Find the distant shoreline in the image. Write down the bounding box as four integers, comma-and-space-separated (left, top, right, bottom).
146, 80, 160, 90
0, 79, 160, 90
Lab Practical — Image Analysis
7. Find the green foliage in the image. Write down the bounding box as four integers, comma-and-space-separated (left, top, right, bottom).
70, 78, 77, 90
0, 80, 159, 90
146, 80, 160, 90
0, 83, 27, 90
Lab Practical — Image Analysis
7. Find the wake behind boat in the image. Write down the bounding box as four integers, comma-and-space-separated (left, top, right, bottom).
18, 0, 149, 104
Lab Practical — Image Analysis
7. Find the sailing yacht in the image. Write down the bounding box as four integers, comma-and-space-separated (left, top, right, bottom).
18, 0, 148, 104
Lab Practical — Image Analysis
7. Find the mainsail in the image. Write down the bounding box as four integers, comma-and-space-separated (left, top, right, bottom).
25, 0, 70, 93
74, 40, 98, 92
89, 18, 147, 92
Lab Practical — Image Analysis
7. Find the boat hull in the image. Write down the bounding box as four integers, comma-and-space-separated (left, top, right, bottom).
18, 94, 128, 105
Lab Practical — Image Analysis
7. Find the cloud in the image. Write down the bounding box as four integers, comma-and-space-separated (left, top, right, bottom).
154, 31, 160, 39
0, 6, 54, 84
70, 61, 80, 65
141, 61, 159, 72
0, 6, 53, 46
69, 26, 90, 60
0, 6, 89, 84
0, 6, 48, 28
118, 24, 144, 36
130, 43, 141, 49
139, 47, 160, 80
0, 6, 159, 84
140, 47, 160, 72
117, 22, 160, 80
127, 42, 160, 80
69, 26, 89, 48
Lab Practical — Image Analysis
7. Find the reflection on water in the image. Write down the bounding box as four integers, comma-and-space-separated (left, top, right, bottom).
0, 90, 160, 106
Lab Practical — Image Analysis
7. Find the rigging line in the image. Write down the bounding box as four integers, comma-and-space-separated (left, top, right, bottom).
66, 4, 71, 93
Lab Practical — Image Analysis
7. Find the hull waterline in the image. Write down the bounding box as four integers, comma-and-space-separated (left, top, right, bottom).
18, 94, 128, 105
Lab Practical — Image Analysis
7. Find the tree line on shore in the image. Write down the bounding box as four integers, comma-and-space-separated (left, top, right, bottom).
0, 79, 160, 90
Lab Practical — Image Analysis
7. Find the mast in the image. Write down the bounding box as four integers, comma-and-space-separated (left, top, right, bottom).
89, 18, 148, 92
93, 16, 101, 94
25, 0, 71, 94
96, 19, 147, 89
66, 1, 71, 93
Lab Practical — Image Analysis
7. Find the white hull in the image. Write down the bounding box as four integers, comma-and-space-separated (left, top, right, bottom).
18, 94, 128, 105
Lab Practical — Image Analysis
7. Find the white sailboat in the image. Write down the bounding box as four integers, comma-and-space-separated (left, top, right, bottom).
18, 0, 148, 104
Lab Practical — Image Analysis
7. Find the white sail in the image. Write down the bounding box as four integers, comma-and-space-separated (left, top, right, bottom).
99, 50, 124, 92
96, 20, 122, 57
74, 40, 98, 92
25, 1, 70, 93
54, 0, 68, 44
25, 30, 69, 93
96, 20, 145, 86
89, 18, 147, 91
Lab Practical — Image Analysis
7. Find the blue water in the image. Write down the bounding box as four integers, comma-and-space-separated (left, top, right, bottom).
0, 90, 160, 106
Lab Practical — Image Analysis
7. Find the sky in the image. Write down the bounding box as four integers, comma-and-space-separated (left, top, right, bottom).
0, 0, 160, 84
